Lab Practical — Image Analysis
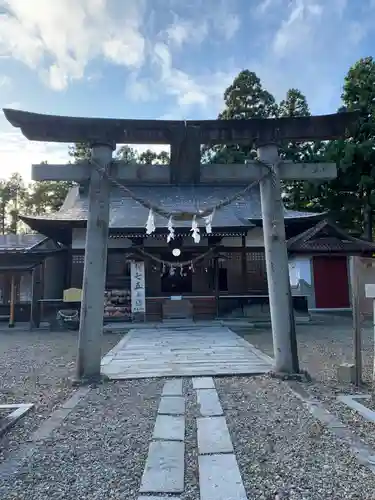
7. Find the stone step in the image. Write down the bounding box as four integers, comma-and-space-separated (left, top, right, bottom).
163, 299, 193, 319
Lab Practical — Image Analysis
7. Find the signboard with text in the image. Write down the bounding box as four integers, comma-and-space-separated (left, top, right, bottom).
130, 261, 146, 314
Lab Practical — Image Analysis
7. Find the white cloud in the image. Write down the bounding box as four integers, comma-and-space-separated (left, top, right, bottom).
0, 128, 70, 181
161, 0, 239, 49
272, 0, 323, 57
125, 74, 155, 102
0, 0, 147, 90
212, 11, 240, 41
0, 125, 170, 181
152, 41, 237, 111
0, 75, 11, 88
254, 0, 274, 16
248, 0, 375, 114
165, 18, 208, 48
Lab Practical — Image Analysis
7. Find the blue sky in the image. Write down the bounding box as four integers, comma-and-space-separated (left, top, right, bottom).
0, 0, 374, 180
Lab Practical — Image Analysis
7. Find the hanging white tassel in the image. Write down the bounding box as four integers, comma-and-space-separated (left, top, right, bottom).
167, 216, 175, 243
160, 262, 166, 277
145, 209, 155, 235
203, 209, 215, 234
190, 215, 200, 243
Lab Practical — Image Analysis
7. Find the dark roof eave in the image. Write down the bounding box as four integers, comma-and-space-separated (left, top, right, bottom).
110, 226, 250, 235
21, 215, 252, 235
288, 248, 374, 255
0, 247, 66, 256
249, 213, 325, 225
20, 216, 73, 245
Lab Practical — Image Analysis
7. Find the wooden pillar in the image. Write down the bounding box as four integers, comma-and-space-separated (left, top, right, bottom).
8, 274, 15, 328
214, 252, 221, 318
241, 234, 247, 294
30, 266, 42, 330
64, 249, 72, 290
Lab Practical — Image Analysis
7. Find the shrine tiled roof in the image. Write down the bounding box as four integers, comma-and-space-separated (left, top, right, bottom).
0, 233, 46, 252
21, 184, 322, 231
287, 219, 375, 253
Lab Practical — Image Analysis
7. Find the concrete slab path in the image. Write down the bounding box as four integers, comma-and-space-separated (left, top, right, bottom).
101, 325, 272, 379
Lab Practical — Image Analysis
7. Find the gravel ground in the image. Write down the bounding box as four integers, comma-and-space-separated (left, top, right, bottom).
0, 378, 164, 500
235, 316, 375, 452
1, 369, 374, 499
235, 315, 374, 390
181, 378, 200, 500
216, 375, 375, 500
0, 328, 123, 462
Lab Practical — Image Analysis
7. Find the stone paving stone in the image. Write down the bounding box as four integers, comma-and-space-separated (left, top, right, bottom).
197, 416, 233, 454
153, 415, 185, 441
196, 389, 223, 417
192, 377, 215, 389
101, 325, 272, 379
138, 497, 181, 500
158, 396, 185, 415
162, 379, 183, 396
198, 453, 248, 500
139, 441, 185, 494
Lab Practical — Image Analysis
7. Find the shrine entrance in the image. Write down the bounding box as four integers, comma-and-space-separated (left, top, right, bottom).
161, 266, 192, 294
160, 250, 193, 295
3, 106, 358, 378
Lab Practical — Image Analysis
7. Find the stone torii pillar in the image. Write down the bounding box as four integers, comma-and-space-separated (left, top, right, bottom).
257, 144, 301, 373
76, 143, 113, 380
2, 108, 359, 378
201, 158, 338, 373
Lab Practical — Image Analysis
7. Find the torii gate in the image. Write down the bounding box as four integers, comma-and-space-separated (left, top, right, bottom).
3, 108, 358, 381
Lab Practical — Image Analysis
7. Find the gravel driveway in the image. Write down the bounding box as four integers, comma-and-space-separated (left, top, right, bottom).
235, 315, 375, 455
0, 378, 164, 500
0, 328, 123, 462
216, 376, 375, 500
234, 315, 374, 389
2, 374, 375, 500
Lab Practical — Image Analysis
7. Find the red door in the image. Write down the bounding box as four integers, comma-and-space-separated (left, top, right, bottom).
313, 256, 350, 308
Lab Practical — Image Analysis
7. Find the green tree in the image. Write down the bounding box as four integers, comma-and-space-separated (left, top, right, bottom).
0, 173, 28, 234
23, 161, 72, 215
288, 57, 375, 236
26, 180, 72, 214
138, 149, 170, 164
0, 179, 11, 234
203, 70, 278, 164
116, 145, 138, 163
219, 70, 278, 120
340, 56, 375, 239
68, 142, 91, 162
278, 89, 322, 212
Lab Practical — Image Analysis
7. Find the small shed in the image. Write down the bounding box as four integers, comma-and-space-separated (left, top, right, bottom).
0, 234, 66, 327
287, 219, 375, 310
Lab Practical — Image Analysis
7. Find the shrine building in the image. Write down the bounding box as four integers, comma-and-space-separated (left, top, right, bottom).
1, 106, 373, 325
8, 181, 374, 323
